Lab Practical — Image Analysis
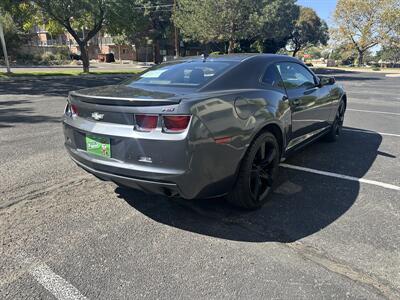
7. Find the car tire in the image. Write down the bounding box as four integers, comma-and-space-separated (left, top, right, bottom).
227, 131, 280, 210
323, 100, 346, 142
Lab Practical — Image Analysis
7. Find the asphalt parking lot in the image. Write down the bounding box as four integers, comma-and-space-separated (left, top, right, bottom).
1, 70, 399, 299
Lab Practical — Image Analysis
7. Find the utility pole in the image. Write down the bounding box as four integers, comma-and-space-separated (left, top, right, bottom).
174, 27, 179, 58
173, 0, 179, 58
0, 16, 11, 74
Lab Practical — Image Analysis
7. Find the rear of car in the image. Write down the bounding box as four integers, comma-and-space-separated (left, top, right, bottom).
63, 59, 241, 199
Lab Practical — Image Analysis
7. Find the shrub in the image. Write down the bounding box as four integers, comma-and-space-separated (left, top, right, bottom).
16, 53, 35, 62
54, 48, 70, 61
15, 53, 41, 65
40, 52, 57, 64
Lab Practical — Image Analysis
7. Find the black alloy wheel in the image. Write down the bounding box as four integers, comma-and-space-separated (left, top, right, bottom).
227, 131, 280, 209
335, 101, 346, 136
249, 139, 277, 200
324, 100, 346, 142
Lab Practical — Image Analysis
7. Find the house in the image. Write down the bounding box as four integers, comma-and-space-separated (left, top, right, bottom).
25, 26, 153, 62
67, 32, 138, 62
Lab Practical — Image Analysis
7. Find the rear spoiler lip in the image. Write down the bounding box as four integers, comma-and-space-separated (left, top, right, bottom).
70, 91, 181, 106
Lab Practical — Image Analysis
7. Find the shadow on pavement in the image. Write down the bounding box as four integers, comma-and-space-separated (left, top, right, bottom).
0, 77, 128, 127
0, 98, 60, 127
0, 76, 128, 97
0, 107, 61, 127
6, 65, 100, 69
312, 67, 359, 74
332, 75, 382, 81
116, 128, 382, 243
0, 100, 32, 107
312, 68, 383, 81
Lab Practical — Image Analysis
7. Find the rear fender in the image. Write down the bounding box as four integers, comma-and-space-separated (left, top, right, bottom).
188, 91, 288, 189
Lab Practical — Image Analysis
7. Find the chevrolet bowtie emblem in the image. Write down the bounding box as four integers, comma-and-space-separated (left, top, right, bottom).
91, 112, 104, 120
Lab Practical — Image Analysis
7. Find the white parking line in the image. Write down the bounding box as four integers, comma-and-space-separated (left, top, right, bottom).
347, 108, 400, 116
13, 251, 87, 300
386, 74, 400, 77
343, 128, 400, 137
30, 263, 87, 300
280, 163, 400, 191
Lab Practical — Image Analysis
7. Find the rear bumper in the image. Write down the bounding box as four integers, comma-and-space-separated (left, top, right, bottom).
63, 117, 244, 199
69, 153, 180, 197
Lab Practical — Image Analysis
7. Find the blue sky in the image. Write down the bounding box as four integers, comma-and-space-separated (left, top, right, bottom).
296, 0, 338, 25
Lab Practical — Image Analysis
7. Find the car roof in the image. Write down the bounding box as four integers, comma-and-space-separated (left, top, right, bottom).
178, 53, 301, 63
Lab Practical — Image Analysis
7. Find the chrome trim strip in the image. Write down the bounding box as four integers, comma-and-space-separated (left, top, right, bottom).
287, 125, 330, 150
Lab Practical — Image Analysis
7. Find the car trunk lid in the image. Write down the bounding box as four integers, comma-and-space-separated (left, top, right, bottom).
69, 84, 197, 106
68, 84, 198, 126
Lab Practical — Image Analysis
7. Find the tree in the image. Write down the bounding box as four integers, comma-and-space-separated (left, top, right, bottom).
174, 0, 300, 54
0, 11, 20, 59
254, 0, 299, 53
0, 1, 36, 30
135, 0, 174, 63
376, 45, 400, 64
34, 0, 112, 72
112, 34, 130, 63
0, 1, 64, 41
107, 1, 147, 41
173, 0, 260, 54
0, 1, 36, 60
107, 0, 173, 63
333, 0, 400, 66
305, 46, 323, 59
289, 7, 328, 57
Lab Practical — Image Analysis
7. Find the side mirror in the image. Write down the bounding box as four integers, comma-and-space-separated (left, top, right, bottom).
318, 76, 335, 86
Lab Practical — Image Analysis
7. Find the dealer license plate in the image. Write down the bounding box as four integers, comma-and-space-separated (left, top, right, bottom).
85, 135, 111, 158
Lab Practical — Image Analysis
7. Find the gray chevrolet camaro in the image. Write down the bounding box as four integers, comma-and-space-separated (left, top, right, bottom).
63, 54, 346, 209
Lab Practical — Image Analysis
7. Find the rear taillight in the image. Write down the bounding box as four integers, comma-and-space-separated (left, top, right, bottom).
65, 102, 78, 117
71, 104, 78, 115
133, 114, 191, 133
162, 115, 191, 132
135, 114, 158, 131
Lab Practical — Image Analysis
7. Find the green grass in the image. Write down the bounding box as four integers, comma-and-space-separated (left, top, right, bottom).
0, 69, 143, 78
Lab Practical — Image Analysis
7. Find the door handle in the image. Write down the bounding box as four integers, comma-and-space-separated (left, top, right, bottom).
292, 99, 301, 106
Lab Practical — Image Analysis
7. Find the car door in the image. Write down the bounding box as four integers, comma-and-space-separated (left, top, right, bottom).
276, 61, 331, 145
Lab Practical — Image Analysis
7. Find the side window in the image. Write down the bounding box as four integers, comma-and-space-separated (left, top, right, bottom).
261, 64, 284, 89
276, 62, 316, 90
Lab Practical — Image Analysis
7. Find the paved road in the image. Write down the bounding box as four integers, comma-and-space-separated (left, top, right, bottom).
1, 71, 399, 299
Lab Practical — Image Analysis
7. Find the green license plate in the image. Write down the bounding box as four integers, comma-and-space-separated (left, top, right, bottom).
85, 135, 111, 158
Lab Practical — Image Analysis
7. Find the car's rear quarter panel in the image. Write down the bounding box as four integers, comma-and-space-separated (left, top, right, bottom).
180, 87, 289, 197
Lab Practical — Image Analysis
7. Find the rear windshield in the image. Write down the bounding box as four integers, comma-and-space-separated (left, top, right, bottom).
127, 61, 237, 87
